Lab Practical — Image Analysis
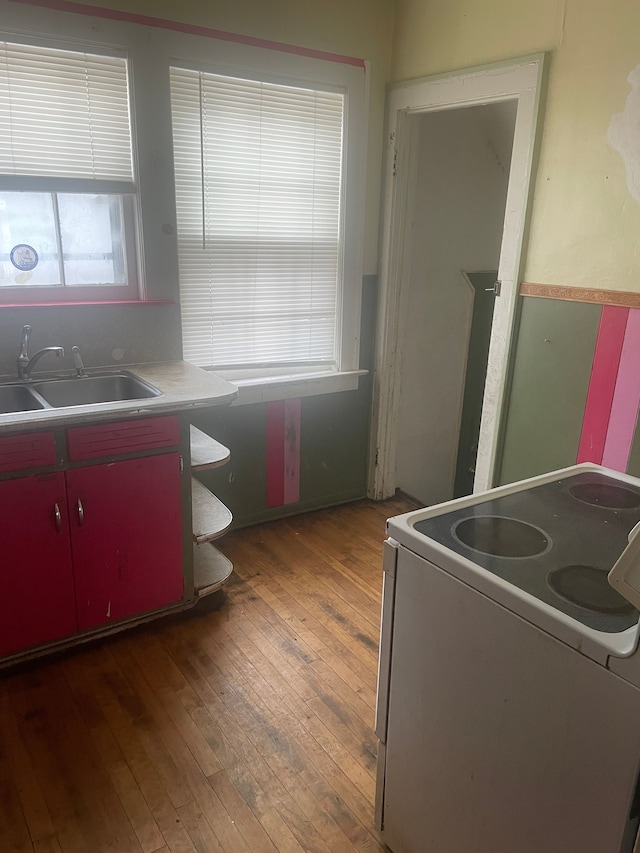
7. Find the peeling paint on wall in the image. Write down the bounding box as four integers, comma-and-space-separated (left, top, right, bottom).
608, 65, 640, 205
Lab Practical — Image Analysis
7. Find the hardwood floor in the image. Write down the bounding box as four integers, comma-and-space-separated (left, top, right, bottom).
0, 496, 415, 853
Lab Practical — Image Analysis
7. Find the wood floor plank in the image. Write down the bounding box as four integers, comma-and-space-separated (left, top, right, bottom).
176, 801, 224, 853
223, 582, 377, 740
165, 628, 338, 853
41, 668, 144, 853
105, 645, 200, 812
179, 780, 252, 853
234, 536, 382, 667
62, 655, 166, 853
0, 694, 56, 845
235, 545, 381, 669
0, 497, 412, 853
269, 526, 383, 626
202, 621, 383, 850
174, 618, 366, 851
234, 555, 380, 694
207, 768, 281, 853
65, 657, 165, 853
239, 570, 379, 698
72, 649, 196, 851
33, 838, 63, 853
159, 630, 313, 853
120, 636, 224, 780
217, 611, 319, 703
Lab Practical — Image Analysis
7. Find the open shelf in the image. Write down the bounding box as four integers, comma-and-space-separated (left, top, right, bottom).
189, 424, 233, 595
193, 542, 233, 597
191, 476, 233, 544
190, 425, 230, 472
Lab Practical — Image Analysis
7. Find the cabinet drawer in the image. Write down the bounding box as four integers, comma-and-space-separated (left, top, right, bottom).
67, 415, 180, 461
0, 431, 56, 473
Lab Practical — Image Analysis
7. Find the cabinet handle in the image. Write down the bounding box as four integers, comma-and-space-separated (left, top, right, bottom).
54, 502, 62, 532
77, 498, 84, 526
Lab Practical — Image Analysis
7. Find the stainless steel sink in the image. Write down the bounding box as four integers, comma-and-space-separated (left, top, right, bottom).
31, 372, 162, 408
0, 384, 46, 414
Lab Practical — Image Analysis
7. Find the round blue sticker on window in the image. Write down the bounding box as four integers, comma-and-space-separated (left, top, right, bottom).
10, 244, 39, 272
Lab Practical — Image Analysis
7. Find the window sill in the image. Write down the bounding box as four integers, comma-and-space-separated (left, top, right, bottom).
207, 369, 368, 405
0, 300, 175, 308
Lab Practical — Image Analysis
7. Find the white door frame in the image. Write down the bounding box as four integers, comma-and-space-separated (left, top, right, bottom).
369, 54, 547, 499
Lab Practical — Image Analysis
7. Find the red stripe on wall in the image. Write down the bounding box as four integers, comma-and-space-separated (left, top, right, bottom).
266, 400, 286, 508
266, 399, 302, 508
9, 0, 366, 67
283, 398, 301, 506
577, 306, 629, 465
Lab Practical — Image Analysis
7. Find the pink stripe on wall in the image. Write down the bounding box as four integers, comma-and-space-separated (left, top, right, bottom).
576, 306, 628, 464
10, 0, 366, 67
602, 309, 640, 472
266, 399, 301, 508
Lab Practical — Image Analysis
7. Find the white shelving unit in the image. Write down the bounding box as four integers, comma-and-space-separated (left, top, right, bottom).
190, 425, 234, 597
190, 424, 231, 470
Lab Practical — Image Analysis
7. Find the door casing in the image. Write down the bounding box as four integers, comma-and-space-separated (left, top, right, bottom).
369, 54, 548, 499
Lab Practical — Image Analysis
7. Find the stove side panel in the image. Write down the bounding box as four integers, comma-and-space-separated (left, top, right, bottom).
381, 544, 640, 853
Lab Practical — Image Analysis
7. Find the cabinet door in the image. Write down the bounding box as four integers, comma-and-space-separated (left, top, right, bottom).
66, 453, 183, 631
0, 473, 76, 656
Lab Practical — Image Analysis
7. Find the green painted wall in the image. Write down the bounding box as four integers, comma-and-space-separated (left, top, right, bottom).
498, 297, 600, 485
625, 413, 640, 480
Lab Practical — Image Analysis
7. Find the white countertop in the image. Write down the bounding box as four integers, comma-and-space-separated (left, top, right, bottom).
0, 361, 238, 432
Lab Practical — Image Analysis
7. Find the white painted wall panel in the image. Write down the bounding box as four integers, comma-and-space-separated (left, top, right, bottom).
395, 101, 516, 504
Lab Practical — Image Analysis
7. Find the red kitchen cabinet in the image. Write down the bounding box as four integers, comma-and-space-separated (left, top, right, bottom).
0, 473, 77, 656
67, 453, 184, 631
0, 417, 186, 660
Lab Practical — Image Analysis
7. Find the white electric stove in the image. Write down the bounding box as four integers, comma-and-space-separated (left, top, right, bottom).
375, 463, 640, 853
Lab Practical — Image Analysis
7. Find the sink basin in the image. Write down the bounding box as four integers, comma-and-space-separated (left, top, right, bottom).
0, 383, 46, 414
31, 372, 162, 408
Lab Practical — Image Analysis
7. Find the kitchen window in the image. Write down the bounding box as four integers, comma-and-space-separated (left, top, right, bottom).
170, 63, 365, 384
0, 40, 139, 302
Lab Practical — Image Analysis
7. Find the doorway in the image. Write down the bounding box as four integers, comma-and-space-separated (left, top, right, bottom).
370, 55, 547, 503
394, 103, 516, 505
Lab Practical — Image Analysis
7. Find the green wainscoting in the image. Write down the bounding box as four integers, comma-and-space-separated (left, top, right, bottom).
624, 412, 640, 480
498, 297, 601, 485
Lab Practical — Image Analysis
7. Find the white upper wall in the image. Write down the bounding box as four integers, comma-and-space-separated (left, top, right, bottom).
391, 0, 640, 293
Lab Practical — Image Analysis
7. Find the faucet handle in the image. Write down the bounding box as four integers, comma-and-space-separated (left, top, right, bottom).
72, 345, 86, 377
19, 325, 32, 353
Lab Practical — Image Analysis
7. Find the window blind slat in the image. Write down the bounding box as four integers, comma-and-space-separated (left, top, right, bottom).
0, 41, 133, 181
171, 67, 344, 370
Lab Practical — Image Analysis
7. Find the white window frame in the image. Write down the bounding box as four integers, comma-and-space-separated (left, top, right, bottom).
0, 1, 368, 398
0, 34, 142, 303
167, 43, 367, 391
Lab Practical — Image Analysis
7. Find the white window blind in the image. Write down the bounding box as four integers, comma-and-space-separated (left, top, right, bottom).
0, 41, 133, 183
170, 67, 345, 370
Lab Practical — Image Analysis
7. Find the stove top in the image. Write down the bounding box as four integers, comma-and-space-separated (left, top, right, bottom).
412, 472, 640, 633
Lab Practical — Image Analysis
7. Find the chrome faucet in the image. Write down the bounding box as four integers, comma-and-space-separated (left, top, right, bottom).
17, 325, 65, 380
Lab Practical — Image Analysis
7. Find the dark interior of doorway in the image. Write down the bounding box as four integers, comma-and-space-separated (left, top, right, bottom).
454, 270, 498, 497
